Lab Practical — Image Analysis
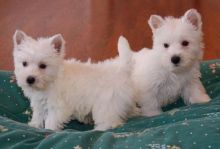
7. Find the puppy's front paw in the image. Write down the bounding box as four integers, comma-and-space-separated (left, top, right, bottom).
28, 120, 43, 128
45, 124, 60, 131
200, 94, 211, 103
45, 118, 62, 131
189, 94, 211, 104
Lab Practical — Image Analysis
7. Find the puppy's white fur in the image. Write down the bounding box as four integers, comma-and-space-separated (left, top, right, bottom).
13, 31, 137, 131
119, 9, 211, 116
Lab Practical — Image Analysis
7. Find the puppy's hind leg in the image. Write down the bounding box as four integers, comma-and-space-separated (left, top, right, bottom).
92, 92, 132, 131
93, 107, 124, 131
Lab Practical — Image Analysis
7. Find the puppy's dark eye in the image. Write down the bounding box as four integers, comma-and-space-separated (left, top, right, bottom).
39, 63, 47, 69
164, 43, 169, 48
22, 61, 28, 67
182, 40, 189, 47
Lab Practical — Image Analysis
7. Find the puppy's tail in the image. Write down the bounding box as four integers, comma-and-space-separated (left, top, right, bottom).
117, 36, 133, 71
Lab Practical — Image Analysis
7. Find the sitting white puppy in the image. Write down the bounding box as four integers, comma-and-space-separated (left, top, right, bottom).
118, 9, 211, 117
13, 30, 137, 131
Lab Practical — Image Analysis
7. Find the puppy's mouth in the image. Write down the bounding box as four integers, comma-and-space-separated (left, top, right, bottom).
171, 62, 191, 73
27, 83, 39, 89
174, 64, 180, 67
171, 63, 185, 73
27, 82, 46, 90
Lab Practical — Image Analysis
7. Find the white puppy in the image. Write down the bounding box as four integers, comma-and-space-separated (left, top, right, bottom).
118, 9, 211, 117
13, 30, 137, 131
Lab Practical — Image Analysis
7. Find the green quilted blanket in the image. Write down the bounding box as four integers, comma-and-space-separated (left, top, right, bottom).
0, 60, 220, 149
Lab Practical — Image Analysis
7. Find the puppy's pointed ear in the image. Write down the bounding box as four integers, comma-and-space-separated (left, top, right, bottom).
148, 15, 164, 31
183, 9, 202, 30
50, 34, 65, 54
13, 30, 27, 46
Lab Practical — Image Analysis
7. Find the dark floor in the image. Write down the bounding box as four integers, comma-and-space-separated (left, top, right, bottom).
0, 0, 220, 70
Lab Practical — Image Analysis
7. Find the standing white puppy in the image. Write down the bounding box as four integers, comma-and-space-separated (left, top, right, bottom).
119, 9, 211, 117
13, 30, 136, 131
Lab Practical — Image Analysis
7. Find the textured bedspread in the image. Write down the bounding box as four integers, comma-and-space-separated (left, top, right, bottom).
0, 60, 220, 149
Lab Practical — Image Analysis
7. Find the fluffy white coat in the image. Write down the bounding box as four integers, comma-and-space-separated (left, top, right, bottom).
119, 9, 211, 116
13, 31, 137, 131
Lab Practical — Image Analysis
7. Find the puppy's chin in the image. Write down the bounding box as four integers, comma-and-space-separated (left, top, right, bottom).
170, 65, 186, 73
20, 81, 48, 91
170, 62, 194, 74
163, 64, 181, 73
31, 82, 49, 90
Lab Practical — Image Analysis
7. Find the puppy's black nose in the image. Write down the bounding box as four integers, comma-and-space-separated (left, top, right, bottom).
27, 76, 35, 85
171, 56, 181, 65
